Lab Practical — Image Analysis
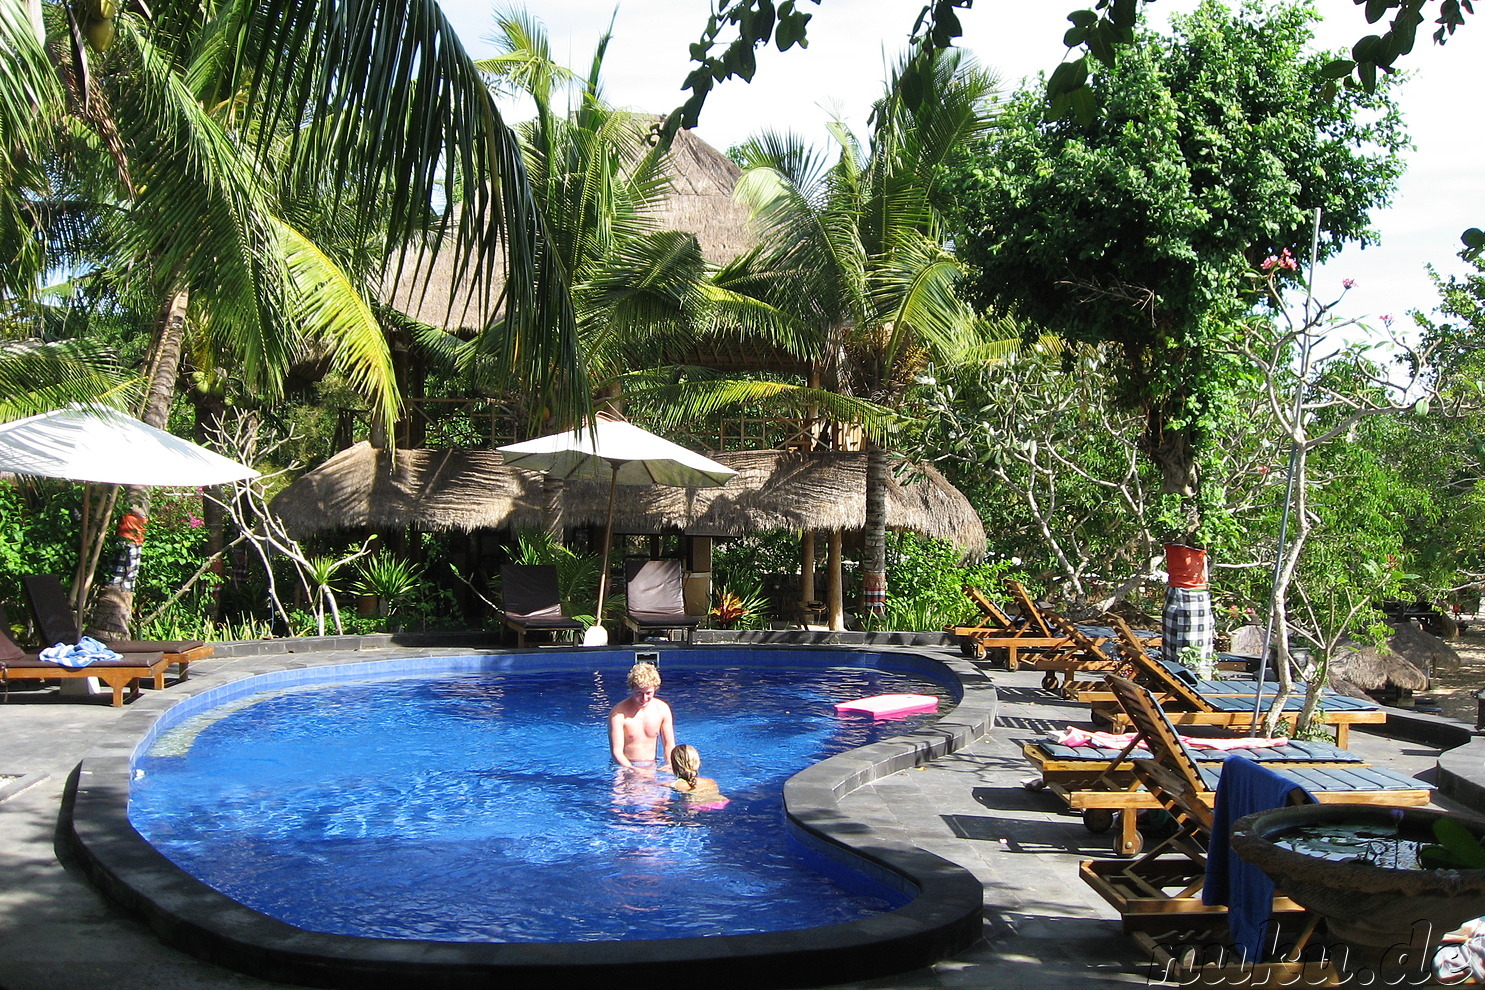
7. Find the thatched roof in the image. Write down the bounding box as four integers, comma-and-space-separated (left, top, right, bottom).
558, 449, 986, 554
269, 445, 986, 555
379, 124, 756, 331
648, 124, 757, 264
1328, 621, 1450, 693
268, 443, 547, 536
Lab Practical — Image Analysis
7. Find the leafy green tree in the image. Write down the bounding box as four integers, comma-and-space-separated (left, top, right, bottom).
670, 0, 1476, 252
946, 1, 1405, 539
1412, 258, 1485, 594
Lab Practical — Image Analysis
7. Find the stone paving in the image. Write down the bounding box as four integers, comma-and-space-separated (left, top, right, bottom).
0, 644, 1458, 990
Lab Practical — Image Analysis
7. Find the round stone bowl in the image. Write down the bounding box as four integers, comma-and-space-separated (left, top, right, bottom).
1231, 803, 1485, 950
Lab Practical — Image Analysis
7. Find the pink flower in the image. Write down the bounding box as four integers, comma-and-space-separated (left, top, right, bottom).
188, 516, 204, 529
1381, 314, 1394, 328
1342, 278, 1355, 289
1261, 248, 1298, 272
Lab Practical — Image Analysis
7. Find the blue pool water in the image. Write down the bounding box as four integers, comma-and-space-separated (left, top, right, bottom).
128, 653, 953, 943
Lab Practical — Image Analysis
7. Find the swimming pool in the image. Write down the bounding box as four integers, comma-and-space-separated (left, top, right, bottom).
131, 661, 947, 941
69, 643, 993, 987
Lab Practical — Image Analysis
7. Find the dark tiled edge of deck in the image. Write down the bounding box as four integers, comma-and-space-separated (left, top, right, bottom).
1360, 705, 1485, 813
63, 644, 994, 990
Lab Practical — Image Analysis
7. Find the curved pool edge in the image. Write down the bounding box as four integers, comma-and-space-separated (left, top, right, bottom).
65, 644, 994, 989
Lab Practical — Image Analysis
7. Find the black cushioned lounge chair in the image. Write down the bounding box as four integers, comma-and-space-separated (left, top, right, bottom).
497, 564, 583, 647
23, 574, 212, 678
0, 606, 169, 706
623, 560, 700, 642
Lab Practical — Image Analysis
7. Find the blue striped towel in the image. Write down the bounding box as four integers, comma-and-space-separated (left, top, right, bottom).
40, 636, 124, 668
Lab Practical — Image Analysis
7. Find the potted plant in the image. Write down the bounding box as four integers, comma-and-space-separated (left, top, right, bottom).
355, 556, 425, 621
1230, 803, 1485, 958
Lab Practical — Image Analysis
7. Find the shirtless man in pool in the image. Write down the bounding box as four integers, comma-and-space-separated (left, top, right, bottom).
608, 661, 675, 768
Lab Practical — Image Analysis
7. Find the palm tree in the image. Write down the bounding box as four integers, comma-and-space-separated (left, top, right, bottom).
471, 7, 712, 412
5, 1, 583, 634
645, 47, 1001, 615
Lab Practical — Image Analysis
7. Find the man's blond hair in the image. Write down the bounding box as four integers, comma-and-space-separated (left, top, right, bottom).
627, 661, 661, 690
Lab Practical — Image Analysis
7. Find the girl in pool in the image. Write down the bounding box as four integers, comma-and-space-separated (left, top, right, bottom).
668, 744, 728, 807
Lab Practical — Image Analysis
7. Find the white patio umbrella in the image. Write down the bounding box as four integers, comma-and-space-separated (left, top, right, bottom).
0, 404, 260, 486
0, 404, 260, 618
499, 415, 736, 644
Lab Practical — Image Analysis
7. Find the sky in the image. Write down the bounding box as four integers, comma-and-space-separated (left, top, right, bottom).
438, 0, 1484, 329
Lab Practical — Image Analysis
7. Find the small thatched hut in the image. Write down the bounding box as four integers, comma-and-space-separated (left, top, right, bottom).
271, 444, 984, 626
1328, 621, 1457, 698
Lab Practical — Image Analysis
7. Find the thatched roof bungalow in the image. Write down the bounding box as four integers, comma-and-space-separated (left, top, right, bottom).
380, 123, 757, 332
270, 444, 985, 556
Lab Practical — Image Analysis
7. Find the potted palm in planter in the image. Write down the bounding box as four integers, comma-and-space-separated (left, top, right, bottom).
355, 556, 425, 624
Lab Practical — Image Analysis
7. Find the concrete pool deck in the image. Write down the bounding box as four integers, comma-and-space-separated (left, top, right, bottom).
0, 637, 1473, 990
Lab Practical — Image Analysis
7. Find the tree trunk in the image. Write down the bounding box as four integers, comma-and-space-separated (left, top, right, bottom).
826, 529, 844, 630
87, 286, 190, 637
861, 444, 889, 616
1142, 400, 1200, 498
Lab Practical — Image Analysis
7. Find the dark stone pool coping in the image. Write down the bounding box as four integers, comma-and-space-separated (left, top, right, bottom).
65, 644, 995, 990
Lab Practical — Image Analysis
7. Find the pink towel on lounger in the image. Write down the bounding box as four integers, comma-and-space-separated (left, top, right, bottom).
1052, 727, 1288, 751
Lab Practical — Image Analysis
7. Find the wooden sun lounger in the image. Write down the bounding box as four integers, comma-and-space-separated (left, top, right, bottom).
23, 574, 212, 678
0, 624, 169, 707
1020, 734, 1370, 854
946, 585, 1074, 671
994, 581, 1159, 687
1078, 676, 1430, 914
1092, 616, 1385, 747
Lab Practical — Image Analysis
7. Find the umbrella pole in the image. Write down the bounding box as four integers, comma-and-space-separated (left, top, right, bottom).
594, 464, 619, 628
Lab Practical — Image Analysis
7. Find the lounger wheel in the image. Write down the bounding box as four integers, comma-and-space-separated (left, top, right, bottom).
1003, 653, 1020, 671
1082, 808, 1115, 833
959, 639, 981, 659
1040, 672, 1059, 691
1117, 830, 1144, 857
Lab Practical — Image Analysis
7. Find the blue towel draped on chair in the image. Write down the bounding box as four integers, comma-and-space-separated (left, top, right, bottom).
38, 636, 123, 668
1203, 753, 1315, 962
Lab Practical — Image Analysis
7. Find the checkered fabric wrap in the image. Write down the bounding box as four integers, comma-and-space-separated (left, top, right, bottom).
105, 540, 142, 593
1163, 585, 1214, 660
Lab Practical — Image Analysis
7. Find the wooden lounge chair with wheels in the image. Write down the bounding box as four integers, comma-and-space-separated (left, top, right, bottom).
946, 584, 1075, 670
497, 564, 583, 647
1021, 730, 1371, 854
999, 580, 1159, 687
1090, 616, 1384, 747
622, 559, 701, 642
1076, 675, 1429, 878
0, 611, 169, 707
23, 574, 212, 678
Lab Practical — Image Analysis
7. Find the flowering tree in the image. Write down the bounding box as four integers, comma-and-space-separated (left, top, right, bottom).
943, 1, 1406, 546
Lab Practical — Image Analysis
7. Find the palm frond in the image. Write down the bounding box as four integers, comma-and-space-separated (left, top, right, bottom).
0, 338, 134, 423
272, 217, 400, 433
